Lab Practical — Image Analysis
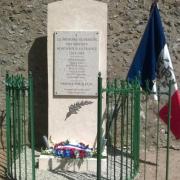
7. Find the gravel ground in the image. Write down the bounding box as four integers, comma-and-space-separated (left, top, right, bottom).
4, 145, 180, 180
12, 146, 133, 180
13, 147, 106, 180
36, 170, 99, 180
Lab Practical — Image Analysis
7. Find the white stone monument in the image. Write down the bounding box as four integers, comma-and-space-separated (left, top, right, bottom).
48, 0, 107, 147
39, 0, 107, 171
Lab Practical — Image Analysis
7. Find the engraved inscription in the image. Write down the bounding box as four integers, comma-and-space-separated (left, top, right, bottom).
54, 31, 99, 96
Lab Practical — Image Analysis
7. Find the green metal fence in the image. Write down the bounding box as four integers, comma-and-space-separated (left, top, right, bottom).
141, 81, 172, 180
97, 73, 141, 180
97, 74, 173, 180
5, 73, 35, 180
4, 72, 173, 180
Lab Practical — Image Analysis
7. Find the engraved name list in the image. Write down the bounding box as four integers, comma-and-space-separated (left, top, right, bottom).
54, 31, 99, 96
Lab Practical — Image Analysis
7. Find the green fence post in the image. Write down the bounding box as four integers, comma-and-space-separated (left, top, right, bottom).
17, 82, 22, 180
114, 79, 118, 180
125, 85, 129, 179
12, 79, 17, 179
130, 86, 134, 179
97, 72, 102, 180
29, 72, 35, 180
133, 83, 141, 175
143, 91, 148, 180
166, 80, 172, 180
155, 85, 160, 180
120, 81, 125, 180
5, 73, 11, 176
106, 80, 110, 180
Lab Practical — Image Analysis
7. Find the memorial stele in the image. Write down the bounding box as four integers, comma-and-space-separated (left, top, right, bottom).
48, 0, 107, 148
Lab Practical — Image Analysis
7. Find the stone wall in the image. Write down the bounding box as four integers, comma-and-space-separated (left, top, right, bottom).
0, 0, 180, 146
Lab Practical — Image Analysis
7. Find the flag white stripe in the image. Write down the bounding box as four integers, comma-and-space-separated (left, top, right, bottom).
162, 44, 178, 91
153, 44, 178, 100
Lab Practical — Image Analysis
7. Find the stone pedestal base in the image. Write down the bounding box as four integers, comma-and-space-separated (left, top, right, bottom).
38, 155, 106, 173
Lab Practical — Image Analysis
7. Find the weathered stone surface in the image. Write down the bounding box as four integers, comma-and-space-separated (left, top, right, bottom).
175, 0, 180, 6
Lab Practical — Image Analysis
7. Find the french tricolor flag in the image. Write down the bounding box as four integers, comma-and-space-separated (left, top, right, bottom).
127, 2, 180, 139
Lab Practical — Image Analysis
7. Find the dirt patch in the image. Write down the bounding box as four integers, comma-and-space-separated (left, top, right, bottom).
138, 147, 180, 180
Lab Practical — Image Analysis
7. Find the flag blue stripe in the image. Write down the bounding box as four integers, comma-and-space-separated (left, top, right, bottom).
127, 3, 166, 90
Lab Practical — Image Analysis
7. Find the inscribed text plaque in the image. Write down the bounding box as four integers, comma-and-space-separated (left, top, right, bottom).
54, 31, 99, 96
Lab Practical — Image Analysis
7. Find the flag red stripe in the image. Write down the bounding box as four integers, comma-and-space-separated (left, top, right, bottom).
159, 90, 180, 139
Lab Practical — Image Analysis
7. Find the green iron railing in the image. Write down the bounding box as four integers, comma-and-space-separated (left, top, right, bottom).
97, 73, 174, 180
5, 73, 35, 180
97, 73, 141, 180
97, 73, 103, 180
142, 81, 172, 180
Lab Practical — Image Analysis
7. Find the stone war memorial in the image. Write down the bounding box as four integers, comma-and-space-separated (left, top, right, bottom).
39, 0, 107, 172
3, 1, 180, 180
